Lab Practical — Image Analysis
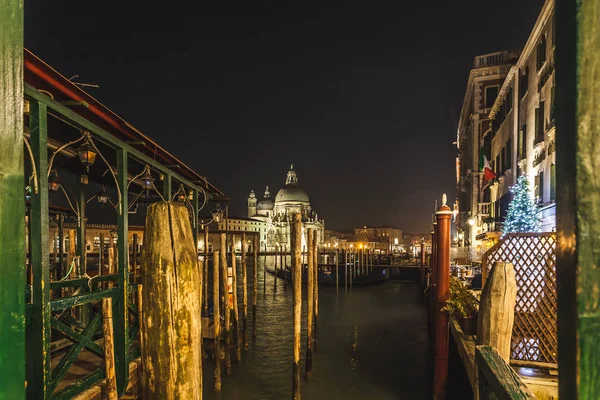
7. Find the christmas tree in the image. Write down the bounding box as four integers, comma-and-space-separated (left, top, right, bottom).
502, 175, 540, 236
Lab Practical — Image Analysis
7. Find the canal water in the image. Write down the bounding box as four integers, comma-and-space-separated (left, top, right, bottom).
203, 255, 431, 399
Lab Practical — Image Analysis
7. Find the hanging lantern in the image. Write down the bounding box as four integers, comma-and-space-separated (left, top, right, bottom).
141, 170, 154, 191
77, 141, 97, 173
97, 186, 109, 205
177, 191, 186, 202
49, 171, 60, 192
212, 206, 223, 223
188, 190, 194, 201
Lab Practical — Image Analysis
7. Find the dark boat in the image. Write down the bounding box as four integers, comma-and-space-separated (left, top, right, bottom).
265, 264, 387, 286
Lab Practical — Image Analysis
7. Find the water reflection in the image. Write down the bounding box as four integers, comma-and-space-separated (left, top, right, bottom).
203, 255, 430, 400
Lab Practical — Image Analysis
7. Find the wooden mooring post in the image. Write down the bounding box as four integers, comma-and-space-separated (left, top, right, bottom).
306, 229, 315, 379
253, 235, 258, 340
141, 202, 202, 399
344, 250, 348, 291
291, 213, 302, 400
213, 250, 221, 391
420, 239, 426, 288
220, 233, 232, 375
102, 297, 118, 400
313, 232, 319, 351
132, 233, 139, 282
429, 221, 437, 341
433, 197, 452, 400
335, 248, 339, 291
282, 244, 286, 288
477, 262, 517, 361
263, 242, 266, 295
274, 244, 278, 292
232, 235, 241, 361
137, 285, 145, 396
204, 226, 209, 317
350, 248, 354, 287
475, 261, 531, 399
242, 233, 248, 350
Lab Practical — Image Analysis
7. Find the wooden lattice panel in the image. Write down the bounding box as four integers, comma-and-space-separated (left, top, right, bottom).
482, 233, 557, 366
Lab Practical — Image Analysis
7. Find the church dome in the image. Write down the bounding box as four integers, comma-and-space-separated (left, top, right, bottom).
275, 165, 310, 204
257, 198, 274, 211
257, 185, 274, 211
276, 187, 309, 203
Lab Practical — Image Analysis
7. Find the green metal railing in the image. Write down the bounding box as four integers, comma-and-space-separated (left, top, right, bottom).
24, 84, 202, 399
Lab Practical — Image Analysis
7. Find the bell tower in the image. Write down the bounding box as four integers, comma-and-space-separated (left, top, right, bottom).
248, 189, 257, 217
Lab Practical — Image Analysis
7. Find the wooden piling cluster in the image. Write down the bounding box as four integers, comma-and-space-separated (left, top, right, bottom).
204, 230, 259, 393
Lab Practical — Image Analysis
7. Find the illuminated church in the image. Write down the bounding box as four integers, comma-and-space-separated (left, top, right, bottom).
248, 165, 325, 251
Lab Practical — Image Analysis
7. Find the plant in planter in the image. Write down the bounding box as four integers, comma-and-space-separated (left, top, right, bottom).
442, 277, 479, 335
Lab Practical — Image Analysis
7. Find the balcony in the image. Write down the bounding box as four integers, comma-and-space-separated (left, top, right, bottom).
478, 202, 492, 217
473, 51, 519, 69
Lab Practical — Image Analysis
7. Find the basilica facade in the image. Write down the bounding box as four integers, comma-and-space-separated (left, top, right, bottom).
248, 165, 325, 251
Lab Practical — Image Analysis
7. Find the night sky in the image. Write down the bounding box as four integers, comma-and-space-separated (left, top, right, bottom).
25, 0, 544, 232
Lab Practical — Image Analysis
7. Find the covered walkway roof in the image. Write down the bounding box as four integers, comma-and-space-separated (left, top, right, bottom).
23, 48, 224, 198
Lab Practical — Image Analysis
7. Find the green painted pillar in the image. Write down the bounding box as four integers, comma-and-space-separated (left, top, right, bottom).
27, 100, 51, 399
0, 2, 25, 397
193, 189, 199, 252
163, 173, 171, 201
556, 0, 600, 398
77, 181, 86, 277
115, 148, 129, 394
58, 214, 64, 280
78, 181, 89, 324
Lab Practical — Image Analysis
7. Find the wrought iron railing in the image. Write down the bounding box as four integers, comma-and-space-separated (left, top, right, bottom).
23, 83, 205, 399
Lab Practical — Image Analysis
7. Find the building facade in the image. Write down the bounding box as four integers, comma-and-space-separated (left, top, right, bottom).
248, 165, 325, 251
456, 0, 556, 263
199, 216, 266, 253
354, 226, 403, 252
488, 0, 556, 235
456, 50, 519, 260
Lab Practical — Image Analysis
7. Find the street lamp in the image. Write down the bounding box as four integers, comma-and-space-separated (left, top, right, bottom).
77, 140, 97, 185
48, 170, 60, 192
212, 206, 224, 224
77, 140, 97, 172
97, 185, 109, 205
140, 169, 154, 191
